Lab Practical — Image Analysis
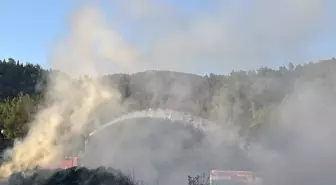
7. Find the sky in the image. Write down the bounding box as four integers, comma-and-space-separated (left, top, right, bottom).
0, 0, 336, 75
0, 1, 73, 65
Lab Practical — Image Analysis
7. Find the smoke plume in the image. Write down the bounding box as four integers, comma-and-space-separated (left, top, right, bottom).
46, 0, 334, 75
258, 79, 336, 185
0, 4, 127, 178
103, 0, 333, 73
1, 2, 335, 185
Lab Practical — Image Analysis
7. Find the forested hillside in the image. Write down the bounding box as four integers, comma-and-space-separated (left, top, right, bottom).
0, 57, 336, 152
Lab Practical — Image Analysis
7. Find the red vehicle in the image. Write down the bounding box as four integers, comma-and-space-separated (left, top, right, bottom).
58, 156, 79, 169
57, 137, 87, 169
210, 170, 263, 185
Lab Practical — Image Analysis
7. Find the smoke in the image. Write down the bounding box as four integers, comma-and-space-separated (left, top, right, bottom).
0, 4, 127, 178
233, 74, 336, 185
0, 71, 124, 178
62, 2, 336, 185
0, 1, 335, 185
82, 117, 246, 185
104, 0, 332, 73
47, 0, 333, 75
257, 79, 336, 185
50, 4, 139, 76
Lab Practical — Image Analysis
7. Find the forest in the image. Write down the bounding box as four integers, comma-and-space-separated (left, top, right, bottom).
0, 57, 336, 153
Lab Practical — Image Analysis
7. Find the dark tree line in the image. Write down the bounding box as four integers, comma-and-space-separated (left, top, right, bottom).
0, 58, 47, 151
0, 58, 46, 99
0, 57, 336, 152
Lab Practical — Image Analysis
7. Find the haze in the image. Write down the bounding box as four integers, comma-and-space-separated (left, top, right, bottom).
0, 1, 336, 185
1, 0, 336, 75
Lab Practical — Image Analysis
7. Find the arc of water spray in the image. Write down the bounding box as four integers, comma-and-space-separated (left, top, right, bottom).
89, 108, 221, 137
82, 108, 254, 171
87, 108, 247, 150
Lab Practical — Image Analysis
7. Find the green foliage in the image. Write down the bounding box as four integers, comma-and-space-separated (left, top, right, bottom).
0, 58, 46, 100
0, 57, 336, 152
0, 93, 36, 139
0, 58, 43, 143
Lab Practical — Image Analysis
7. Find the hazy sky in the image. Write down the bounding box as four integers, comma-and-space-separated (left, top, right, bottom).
1, 0, 335, 75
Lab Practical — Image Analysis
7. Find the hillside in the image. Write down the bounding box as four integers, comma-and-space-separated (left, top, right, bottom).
0, 57, 336, 149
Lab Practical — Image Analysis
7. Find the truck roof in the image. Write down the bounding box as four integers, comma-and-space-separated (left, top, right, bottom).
210, 170, 262, 183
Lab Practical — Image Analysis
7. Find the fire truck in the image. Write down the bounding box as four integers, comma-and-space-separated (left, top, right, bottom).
209, 170, 263, 185
57, 136, 87, 169
58, 156, 79, 169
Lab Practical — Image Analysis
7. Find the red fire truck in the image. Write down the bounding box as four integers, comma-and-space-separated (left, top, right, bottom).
58, 156, 79, 169
210, 170, 263, 185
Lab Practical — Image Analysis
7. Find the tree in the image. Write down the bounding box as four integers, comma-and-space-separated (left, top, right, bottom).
0, 56, 336, 153
288, 62, 295, 71
118, 74, 131, 102
0, 93, 36, 139
0, 58, 46, 100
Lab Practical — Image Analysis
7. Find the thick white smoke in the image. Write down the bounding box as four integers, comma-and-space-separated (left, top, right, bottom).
0, 4, 128, 178
0, 2, 335, 185
50, 4, 139, 76
243, 76, 336, 185
100, 0, 333, 73
45, 0, 334, 74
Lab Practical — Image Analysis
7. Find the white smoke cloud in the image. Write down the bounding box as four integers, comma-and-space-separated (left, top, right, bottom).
50, 0, 334, 75
257, 79, 336, 185
102, 0, 333, 73
50, 5, 139, 76
1, 2, 335, 185
0, 3, 127, 178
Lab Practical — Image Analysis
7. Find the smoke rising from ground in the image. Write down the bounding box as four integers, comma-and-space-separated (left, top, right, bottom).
0, 1, 336, 185
82, 118, 246, 185
0, 73, 123, 177
242, 78, 336, 185
0, 4, 127, 178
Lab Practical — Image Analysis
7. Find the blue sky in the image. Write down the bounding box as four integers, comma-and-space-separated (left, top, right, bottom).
0, 0, 335, 74
0, 0, 80, 68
